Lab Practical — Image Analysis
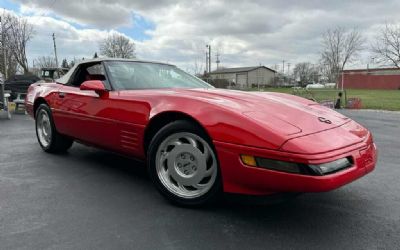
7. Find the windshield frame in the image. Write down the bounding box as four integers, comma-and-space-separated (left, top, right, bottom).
103, 60, 214, 91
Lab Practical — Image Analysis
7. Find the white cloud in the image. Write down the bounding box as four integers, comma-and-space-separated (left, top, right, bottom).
5, 0, 400, 72
25, 16, 135, 64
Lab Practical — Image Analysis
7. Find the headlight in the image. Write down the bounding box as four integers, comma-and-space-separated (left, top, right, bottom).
308, 158, 352, 175
255, 157, 303, 174
240, 155, 352, 176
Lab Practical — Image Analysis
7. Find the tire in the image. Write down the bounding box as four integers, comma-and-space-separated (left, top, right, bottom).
35, 104, 73, 153
147, 120, 222, 207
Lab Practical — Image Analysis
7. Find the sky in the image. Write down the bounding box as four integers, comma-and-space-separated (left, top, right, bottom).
1, 0, 400, 73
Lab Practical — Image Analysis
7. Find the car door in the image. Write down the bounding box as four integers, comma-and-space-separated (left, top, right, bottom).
52, 62, 119, 150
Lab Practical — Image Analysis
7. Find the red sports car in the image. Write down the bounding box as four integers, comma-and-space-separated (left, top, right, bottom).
25, 59, 377, 206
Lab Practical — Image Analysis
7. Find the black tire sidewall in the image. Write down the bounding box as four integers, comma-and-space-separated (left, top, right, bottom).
35, 104, 55, 151
35, 103, 72, 153
147, 120, 222, 207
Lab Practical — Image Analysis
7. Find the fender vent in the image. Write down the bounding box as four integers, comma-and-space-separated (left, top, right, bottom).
120, 130, 139, 151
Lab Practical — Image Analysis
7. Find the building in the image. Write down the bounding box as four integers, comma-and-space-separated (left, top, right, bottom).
342, 67, 400, 90
209, 66, 276, 88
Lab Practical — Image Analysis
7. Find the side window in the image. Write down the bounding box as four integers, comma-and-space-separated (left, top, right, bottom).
68, 63, 106, 87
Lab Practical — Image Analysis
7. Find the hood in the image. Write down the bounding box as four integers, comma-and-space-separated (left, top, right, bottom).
177, 88, 349, 137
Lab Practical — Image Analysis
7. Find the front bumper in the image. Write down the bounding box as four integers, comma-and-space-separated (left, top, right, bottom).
214, 136, 377, 195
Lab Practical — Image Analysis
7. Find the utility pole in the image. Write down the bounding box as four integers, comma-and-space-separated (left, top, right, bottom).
215, 51, 220, 70
205, 50, 208, 74
206, 45, 211, 73
282, 60, 285, 74
341, 71, 344, 91
52, 33, 59, 68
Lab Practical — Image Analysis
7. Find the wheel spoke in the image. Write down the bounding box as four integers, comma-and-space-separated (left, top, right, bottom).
155, 132, 218, 199
203, 146, 210, 159
178, 183, 190, 192
204, 166, 215, 176
169, 140, 182, 148
160, 150, 169, 162
192, 183, 206, 190
184, 136, 198, 148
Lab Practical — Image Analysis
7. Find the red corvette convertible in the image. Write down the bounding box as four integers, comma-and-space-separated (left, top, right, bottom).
25, 59, 377, 206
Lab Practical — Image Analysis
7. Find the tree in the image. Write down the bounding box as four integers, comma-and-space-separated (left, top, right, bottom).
93, 52, 98, 58
0, 53, 18, 77
1, 13, 15, 77
35, 56, 57, 68
99, 34, 135, 58
321, 26, 363, 82
372, 24, 400, 68
61, 58, 69, 68
293, 62, 319, 86
3, 13, 34, 74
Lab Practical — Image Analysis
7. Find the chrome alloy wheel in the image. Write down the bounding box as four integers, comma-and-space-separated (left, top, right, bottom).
155, 132, 218, 199
36, 109, 52, 148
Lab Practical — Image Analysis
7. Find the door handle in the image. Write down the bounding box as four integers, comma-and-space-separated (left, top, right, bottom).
58, 92, 66, 98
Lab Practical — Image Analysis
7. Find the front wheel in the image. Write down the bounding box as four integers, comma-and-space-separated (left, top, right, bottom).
147, 120, 221, 206
35, 104, 73, 153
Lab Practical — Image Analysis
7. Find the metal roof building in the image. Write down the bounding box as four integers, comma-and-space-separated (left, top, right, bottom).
209, 66, 276, 88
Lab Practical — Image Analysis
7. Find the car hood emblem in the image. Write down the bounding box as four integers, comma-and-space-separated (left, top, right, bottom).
318, 117, 332, 124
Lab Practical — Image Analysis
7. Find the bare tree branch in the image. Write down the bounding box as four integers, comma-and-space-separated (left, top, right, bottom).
4, 13, 34, 74
321, 26, 363, 81
293, 62, 319, 86
34, 56, 57, 68
372, 23, 400, 68
99, 34, 136, 59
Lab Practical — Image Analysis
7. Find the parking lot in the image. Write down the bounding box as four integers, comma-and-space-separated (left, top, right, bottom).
0, 110, 399, 250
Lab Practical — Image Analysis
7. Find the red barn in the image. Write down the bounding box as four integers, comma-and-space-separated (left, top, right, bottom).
341, 68, 400, 90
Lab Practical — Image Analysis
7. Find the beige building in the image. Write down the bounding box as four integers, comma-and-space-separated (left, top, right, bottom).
209, 66, 276, 88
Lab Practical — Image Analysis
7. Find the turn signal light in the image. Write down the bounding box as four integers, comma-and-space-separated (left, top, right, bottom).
240, 155, 257, 167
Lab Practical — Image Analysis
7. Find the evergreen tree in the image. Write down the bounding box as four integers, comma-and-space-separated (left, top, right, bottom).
61, 58, 69, 68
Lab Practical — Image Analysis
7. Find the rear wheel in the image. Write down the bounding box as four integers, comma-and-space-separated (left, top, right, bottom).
35, 104, 73, 153
148, 120, 221, 206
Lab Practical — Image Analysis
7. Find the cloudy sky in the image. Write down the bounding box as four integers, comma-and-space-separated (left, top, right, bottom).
1, 0, 400, 73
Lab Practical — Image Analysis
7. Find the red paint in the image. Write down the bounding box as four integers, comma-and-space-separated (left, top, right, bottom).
25, 82, 377, 195
342, 68, 400, 89
79, 80, 107, 95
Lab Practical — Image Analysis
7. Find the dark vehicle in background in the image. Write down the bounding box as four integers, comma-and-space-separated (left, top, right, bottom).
40, 67, 69, 82
4, 74, 40, 101
5, 67, 69, 102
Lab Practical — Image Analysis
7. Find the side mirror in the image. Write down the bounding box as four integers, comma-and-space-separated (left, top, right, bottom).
80, 80, 107, 96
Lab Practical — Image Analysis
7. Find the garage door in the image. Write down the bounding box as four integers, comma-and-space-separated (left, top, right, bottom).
236, 73, 248, 88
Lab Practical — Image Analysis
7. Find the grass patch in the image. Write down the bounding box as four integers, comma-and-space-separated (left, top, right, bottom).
250, 87, 400, 111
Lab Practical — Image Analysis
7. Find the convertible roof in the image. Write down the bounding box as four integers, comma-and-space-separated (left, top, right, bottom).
76, 58, 175, 67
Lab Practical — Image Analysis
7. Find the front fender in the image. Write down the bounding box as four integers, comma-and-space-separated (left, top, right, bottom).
149, 97, 288, 150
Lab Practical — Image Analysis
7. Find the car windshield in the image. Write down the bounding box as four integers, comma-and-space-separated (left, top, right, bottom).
105, 61, 213, 90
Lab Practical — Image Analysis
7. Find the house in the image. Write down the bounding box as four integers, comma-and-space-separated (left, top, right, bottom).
209, 66, 276, 88
342, 67, 400, 89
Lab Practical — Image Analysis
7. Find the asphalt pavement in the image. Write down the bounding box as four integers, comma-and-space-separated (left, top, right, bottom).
0, 110, 399, 250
